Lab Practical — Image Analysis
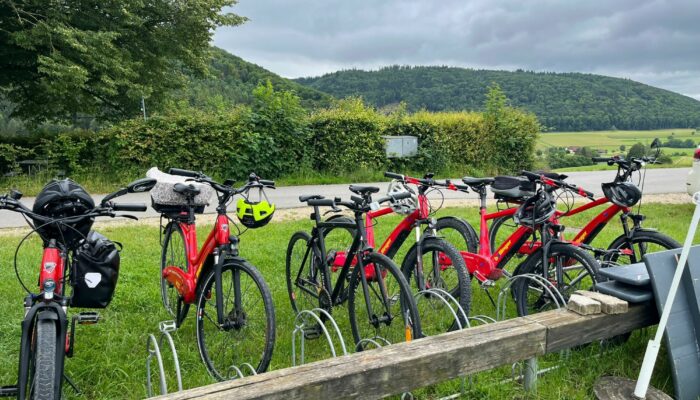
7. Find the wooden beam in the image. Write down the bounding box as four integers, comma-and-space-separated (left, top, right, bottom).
157, 304, 657, 400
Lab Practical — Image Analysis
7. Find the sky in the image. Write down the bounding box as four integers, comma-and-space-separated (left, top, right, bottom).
212, 0, 700, 100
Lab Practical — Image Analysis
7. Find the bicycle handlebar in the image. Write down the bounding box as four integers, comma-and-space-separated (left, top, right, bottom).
168, 167, 202, 178
302, 191, 412, 212
110, 203, 147, 212
521, 170, 595, 200
384, 171, 404, 180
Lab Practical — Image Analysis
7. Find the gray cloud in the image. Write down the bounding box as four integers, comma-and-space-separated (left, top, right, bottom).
213, 0, 700, 99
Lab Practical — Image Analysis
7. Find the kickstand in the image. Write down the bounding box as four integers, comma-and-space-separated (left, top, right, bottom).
64, 373, 81, 396
484, 286, 497, 310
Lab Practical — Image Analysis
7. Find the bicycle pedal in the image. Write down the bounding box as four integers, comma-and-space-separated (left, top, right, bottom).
159, 320, 177, 333
76, 311, 100, 325
0, 385, 18, 397
480, 279, 496, 288
302, 324, 323, 340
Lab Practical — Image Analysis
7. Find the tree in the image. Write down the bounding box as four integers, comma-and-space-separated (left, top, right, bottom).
0, 0, 246, 123
627, 142, 646, 159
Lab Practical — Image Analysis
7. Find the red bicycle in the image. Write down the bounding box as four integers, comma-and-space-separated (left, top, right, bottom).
484, 158, 680, 269
154, 168, 275, 380
0, 177, 154, 400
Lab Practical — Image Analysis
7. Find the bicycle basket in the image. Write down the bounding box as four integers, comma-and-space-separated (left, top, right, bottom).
147, 167, 213, 215
602, 181, 641, 207
32, 179, 95, 248
70, 231, 121, 308
491, 176, 535, 200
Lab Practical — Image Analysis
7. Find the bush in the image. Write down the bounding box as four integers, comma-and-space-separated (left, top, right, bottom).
308, 98, 386, 173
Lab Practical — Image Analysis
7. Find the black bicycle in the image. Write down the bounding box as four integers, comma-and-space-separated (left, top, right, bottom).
286, 185, 422, 349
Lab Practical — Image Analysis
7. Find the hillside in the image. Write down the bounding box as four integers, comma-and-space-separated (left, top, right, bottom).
295, 66, 700, 131
177, 47, 333, 110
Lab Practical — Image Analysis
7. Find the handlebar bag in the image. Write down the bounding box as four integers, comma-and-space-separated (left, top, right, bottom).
70, 231, 121, 308
146, 167, 213, 215
491, 176, 535, 200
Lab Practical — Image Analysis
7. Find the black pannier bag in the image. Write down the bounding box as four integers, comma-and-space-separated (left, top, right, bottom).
491, 176, 536, 200
70, 231, 121, 308
32, 179, 95, 248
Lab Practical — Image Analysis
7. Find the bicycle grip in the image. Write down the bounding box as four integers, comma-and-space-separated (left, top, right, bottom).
520, 170, 540, 180
591, 157, 609, 163
391, 191, 413, 201
168, 168, 199, 177
260, 179, 275, 187
307, 198, 335, 207
112, 203, 147, 212
384, 171, 404, 180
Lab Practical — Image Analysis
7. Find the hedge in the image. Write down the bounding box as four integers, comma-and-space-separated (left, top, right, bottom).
0, 85, 540, 179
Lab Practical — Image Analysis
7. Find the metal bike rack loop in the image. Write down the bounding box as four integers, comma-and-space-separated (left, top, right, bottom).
292, 308, 348, 366
146, 321, 182, 397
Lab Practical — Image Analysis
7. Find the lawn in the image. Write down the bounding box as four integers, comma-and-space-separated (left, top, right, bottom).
0, 201, 697, 399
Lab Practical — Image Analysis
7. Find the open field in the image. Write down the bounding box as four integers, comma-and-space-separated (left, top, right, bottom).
0, 202, 697, 398
539, 128, 698, 170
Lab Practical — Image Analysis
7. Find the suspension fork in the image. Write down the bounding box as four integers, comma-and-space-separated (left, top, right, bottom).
213, 247, 227, 326
414, 222, 426, 289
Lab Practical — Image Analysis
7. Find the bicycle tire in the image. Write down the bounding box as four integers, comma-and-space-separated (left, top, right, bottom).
434, 216, 478, 253
513, 242, 599, 317
31, 319, 57, 400
285, 231, 332, 313
401, 237, 470, 334
196, 259, 275, 380
161, 222, 190, 322
489, 215, 517, 251
348, 251, 422, 349
604, 230, 681, 266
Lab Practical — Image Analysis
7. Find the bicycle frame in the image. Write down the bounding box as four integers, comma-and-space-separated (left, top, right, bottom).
162, 213, 231, 304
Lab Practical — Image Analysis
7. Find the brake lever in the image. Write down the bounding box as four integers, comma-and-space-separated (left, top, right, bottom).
322, 207, 342, 215
117, 214, 139, 220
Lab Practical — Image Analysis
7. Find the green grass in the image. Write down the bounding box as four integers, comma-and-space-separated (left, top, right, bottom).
0, 202, 697, 399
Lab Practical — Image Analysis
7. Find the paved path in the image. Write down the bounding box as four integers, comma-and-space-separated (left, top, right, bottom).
0, 168, 689, 228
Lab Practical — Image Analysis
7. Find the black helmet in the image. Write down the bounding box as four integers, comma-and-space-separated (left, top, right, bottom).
602, 182, 641, 207
513, 191, 556, 227
32, 179, 95, 247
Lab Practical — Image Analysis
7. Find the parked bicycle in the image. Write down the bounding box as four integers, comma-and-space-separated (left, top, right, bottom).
430, 175, 601, 316
321, 173, 471, 335
0, 177, 155, 400
286, 185, 422, 349
151, 168, 276, 380
485, 156, 680, 268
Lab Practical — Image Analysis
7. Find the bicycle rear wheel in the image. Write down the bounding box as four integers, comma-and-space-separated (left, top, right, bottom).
513, 243, 599, 317
196, 259, 276, 380
604, 230, 681, 267
161, 221, 190, 322
348, 252, 422, 349
286, 231, 331, 313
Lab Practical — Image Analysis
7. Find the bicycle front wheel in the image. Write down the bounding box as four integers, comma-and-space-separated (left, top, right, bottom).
401, 237, 470, 335
29, 319, 58, 400
286, 231, 331, 313
196, 259, 276, 380
161, 221, 189, 321
604, 230, 681, 267
348, 252, 422, 350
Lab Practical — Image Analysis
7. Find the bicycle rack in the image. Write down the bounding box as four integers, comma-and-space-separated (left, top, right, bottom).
414, 288, 470, 332
146, 321, 182, 397
291, 308, 348, 366
496, 273, 567, 321
496, 274, 567, 393
225, 363, 257, 380
468, 314, 497, 326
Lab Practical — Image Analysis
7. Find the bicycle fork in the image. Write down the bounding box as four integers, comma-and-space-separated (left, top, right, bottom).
213, 248, 243, 330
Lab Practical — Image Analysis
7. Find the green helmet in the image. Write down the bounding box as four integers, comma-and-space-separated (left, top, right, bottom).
236, 198, 275, 228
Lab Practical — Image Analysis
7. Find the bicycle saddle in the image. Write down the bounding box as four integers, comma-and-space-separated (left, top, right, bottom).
349, 185, 380, 195
173, 183, 201, 197
461, 177, 495, 187
299, 194, 323, 202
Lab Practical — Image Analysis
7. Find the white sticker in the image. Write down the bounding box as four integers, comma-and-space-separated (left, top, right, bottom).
84, 273, 102, 288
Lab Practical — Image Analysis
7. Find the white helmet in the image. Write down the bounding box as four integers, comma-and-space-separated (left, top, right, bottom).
387, 180, 417, 215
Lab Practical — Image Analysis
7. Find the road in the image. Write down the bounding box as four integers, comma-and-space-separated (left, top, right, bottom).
0, 168, 689, 228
